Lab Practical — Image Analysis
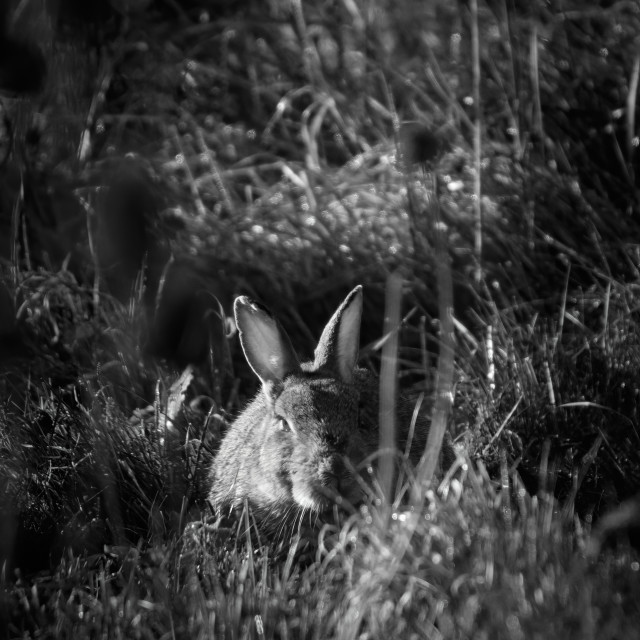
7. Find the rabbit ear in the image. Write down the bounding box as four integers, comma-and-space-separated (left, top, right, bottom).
314, 286, 363, 383
234, 297, 300, 394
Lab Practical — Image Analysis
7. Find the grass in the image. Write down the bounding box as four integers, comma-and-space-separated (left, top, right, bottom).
3, 467, 640, 638
1, 0, 640, 637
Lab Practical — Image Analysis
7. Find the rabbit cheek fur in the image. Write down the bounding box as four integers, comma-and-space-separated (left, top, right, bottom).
208, 396, 295, 513
278, 375, 364, 511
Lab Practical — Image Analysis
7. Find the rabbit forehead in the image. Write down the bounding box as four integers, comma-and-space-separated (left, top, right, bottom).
275, 377, 358, 426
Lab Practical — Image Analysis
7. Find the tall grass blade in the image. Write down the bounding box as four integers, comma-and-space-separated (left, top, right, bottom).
379, 271, 402, 509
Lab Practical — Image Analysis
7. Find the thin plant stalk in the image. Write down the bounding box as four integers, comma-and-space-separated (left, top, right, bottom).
379, 271, 403, 509
471, 0, 483, 284
626, 49, 640, 184
412, 177, 455, 502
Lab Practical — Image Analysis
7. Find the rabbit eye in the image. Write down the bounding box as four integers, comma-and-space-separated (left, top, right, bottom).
275, 416, 292, 432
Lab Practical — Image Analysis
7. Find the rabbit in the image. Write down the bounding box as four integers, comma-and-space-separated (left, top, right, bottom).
208, 286, 454, 527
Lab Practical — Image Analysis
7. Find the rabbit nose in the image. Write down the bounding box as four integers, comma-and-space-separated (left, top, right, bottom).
321, 455, 347, 490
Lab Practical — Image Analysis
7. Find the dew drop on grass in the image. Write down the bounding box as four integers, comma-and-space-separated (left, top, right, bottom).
255, 615, 264, 637
450, 478, 463, 500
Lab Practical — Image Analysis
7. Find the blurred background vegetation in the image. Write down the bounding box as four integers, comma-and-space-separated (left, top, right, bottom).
1, 0, 640, 637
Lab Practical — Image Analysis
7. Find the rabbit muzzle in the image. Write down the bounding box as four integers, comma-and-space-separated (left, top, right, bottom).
290, 452, 364, 513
